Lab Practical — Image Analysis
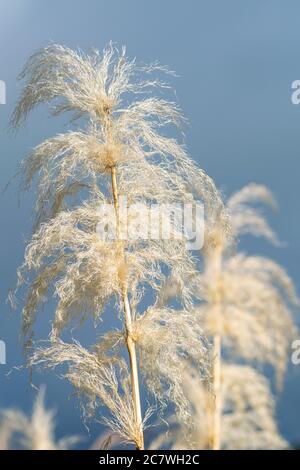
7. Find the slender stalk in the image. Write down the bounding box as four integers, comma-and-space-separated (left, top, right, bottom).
207, 244, 222, 450
122, 288, 144, 450
110, 165, 144, 450
211, 333, 221, 450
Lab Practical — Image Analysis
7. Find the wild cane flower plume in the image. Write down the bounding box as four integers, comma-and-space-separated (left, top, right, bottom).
12, 43, 210, 448
29, 341, 150, 447
150, 366, 288, 450
0, 386, 79, 450
198, 184, 299, 383
157, 184, 298, 449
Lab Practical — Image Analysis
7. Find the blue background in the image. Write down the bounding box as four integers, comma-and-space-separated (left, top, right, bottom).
0, 0, 300, 447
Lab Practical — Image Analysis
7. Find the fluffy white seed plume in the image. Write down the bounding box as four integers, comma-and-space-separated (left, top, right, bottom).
17, 198, 197, 339
158, 183, 298, 449
228, 183, 279, 244
220, 365, 288, 449
198, 184, 299, 449
12, 43, 203, 337
29, 340, 149, 449
12, 43, 195, 227
196, 184, 299, 383
198, 252, 299, 383
150, 365, 288, 450
0, 386, 79, 450
12, 43, 211, 448
132, 307, 209, 422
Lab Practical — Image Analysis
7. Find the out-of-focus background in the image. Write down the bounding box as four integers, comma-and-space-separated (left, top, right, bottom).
0, 0, 300, 448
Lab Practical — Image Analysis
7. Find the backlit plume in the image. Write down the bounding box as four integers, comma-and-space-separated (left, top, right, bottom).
0, 387, 79, 450
12, 43, 210, 449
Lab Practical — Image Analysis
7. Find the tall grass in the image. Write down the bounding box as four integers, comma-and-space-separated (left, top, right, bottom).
152, 184, 299, 449
11, 44, 210, 449
0, 387, 79, 450
10, 42, 299, 451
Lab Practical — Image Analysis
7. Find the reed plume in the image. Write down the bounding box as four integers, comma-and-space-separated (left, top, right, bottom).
156, 183, 298, 449
12, 43, 210, 449
199, 184, 298, 449
149, 365, 288, 450
0, 387, 79, 450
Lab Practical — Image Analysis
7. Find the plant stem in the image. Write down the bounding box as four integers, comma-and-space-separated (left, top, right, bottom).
122, 287, 144, 450
207, 244, 222, 450
211, 333, 221, 450
110, 165, 144, 450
